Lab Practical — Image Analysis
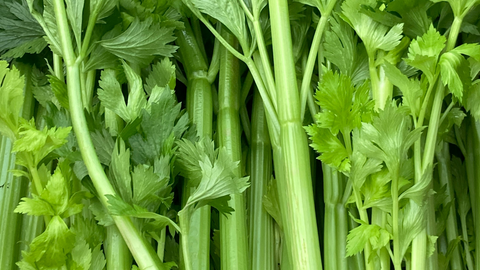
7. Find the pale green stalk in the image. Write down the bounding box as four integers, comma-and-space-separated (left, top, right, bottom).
105, 226, 133, 270
412, 15, 464, 270
435, 142, 462, 270
268, 1, 322, 269
471, 118, 480, 270
249, 90, 275, 270
218, 30, 248, 270
52, 1, 162, 268
176, 19, 212, 270
372, 208, 390, 270
0, 64, 40, 269
323, 165, 348, 269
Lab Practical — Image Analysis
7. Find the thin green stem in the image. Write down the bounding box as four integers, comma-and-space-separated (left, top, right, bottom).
300, 0, 337, 120
79, 0, 106, 60
252, 20, 277, 108
392, 170, 401, 270
53, 54, 64, 81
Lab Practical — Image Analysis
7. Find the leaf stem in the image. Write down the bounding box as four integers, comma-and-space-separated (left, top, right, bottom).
300, 0, 337, 121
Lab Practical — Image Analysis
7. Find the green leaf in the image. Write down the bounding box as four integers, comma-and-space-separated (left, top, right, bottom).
0, 1, 45, 53
305, 125, 351, 172
110, 139, 133, 202
65, 0, 85, 48
324, 15, 369, 84
100, 17, 177, 67
185, 0, 247, 49
106, 195, 181, 233
21, 216, 75, 268
405, 25, 446, 83
346, 221, 390, 256
123, 60, 147, 120
91, 129, 115, 165
176, 138, 216, 185
464, 82, 480, 119
383, 61, 423, 117
350, 150, 383, 190
262, 177, 282, 229
89, 245, 106, 270
313, 70, 371, 135
40, 166, 70, 216
430, 0, 480, 17
145, 58, 176, 95
439, 51, 471, 101
1, 37, 47, 59
355, 103, 423, 174
398, 201, 425, 259
48, 75, 69, 110
184, 148, 249, 214
84, 25, 121, 71
398, 166, 434, 205
0, 60, 24, 140
70, 239, 92, 270
13, 118, 71, 167
129, 89, 189, 164
342, 0, 403, 54
98, 69, 130, 122
14, 196, 55, 216
131, 162, 171, 211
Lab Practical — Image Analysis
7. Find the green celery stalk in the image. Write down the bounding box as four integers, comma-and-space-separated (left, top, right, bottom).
323, 165, 348, 269
471, 117, 480, 270
268, 1, 322, 269
435, 142, 462, 270
412, 15, 464, 270
105, 226, 133, 270
217, 29, 248, 270
176, 19, 212, 270
0, 63, 36, 270
371, 208, 390, 270
249, 90, 275, 270
0, 135, 23, 270
52, 1, 163, 268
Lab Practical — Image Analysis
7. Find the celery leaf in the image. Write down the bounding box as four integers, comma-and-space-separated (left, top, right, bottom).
19, 216, 75, 268
100, 17, 177, 67
305, 125, 351, 172
342, 0, 403, 54
405, 25, 445, 83
0, 61, 24, 140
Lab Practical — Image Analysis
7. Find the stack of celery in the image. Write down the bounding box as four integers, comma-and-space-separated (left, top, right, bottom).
1, 0, 480, 269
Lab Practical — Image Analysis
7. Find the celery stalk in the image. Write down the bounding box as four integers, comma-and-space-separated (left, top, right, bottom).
268, 1, 322, 269
217, 29, 248, 270
176, 18, 212, 270
249, 90, 275, 270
